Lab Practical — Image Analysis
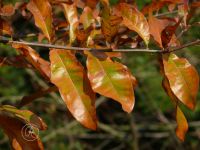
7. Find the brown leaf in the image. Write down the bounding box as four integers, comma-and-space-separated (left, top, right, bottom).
50, 49, 97, 130
27, 0, 54, 42
0, 105, 47, 150
0, 4, 15, 16
114, 3, 150, 46
12, 43, 50, 80
101, 1, 121, 43
148, 14, 170, 48
161, 53, 199, 110
0, 18, 13, 35
86, 51, 136, 113
0, 56, 33, 68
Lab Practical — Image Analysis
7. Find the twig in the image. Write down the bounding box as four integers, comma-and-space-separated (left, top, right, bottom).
0, 36, 199, 53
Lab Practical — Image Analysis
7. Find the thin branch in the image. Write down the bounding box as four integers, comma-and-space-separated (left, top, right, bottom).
0, 36, 199, 53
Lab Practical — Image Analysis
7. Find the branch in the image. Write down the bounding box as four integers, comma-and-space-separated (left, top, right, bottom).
0, 36, 199, 53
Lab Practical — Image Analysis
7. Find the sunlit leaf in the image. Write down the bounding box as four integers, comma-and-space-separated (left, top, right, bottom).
50, 49, 97, 130
61, 3, 79, 44
27, 0, 54, 42
114, 3, 150, 46
86, 51, 136, 113
80, 6, 94, 30
161, 53, 199, 110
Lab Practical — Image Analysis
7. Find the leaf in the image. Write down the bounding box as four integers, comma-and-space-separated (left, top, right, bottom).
175, 105, 188, 141
50, 49, 97, 130
0, 105, 47, 150
162, 53, 199, 110
80, 6, 94, 30
0, 18, 13, 35
101, 1, 121, 43
0, 4, 15, 16
27, 0, 54, 42
86, 52, 136, 113
148, 14, 170, 48
162, 78, 188, 141
114, 3, 150, 46
12, 43, 50, 80
61, 3, 79, 44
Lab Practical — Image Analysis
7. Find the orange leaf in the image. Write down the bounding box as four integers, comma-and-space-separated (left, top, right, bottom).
27, 0, 54, 42
162, 53, 199, 110
12, 43, 50, 80
114, 3, 150, 46
175, 105, 188, 141
86, 52, 136, 113
0, 18, 13, 35
50, 49, 97, 130
148, 14, 170, 48
0, 4, 15, 16
0, 105, 46, 150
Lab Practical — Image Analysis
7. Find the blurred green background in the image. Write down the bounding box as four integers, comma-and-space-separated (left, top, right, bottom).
0, 0, 200, 149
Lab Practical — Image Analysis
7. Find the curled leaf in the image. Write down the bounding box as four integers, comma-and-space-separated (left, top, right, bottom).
61, 3, 79, 44
0, 105, 46, 150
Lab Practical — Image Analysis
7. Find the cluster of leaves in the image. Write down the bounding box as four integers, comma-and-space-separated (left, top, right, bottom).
0, 0, 200, 149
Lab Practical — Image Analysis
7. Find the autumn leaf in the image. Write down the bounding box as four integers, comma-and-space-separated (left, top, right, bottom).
176, 105, 188, 141
86, 51, 136, 113
0, 18, 13, 35
12, 43, 50, 80
162, 78, 188, 141
114, 3, 150, 46
101, 1, 121, 43
0, 105, 47, 150
80, 6, 94, 30
50, 49, 97, 130
0, 4, 15, 16
27, 0, 54, 42
148, 14, 170, 48
161, 53, 199, 110
61, 3, 79, 44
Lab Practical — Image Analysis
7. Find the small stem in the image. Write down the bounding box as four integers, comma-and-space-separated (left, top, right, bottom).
0, 36, 199, 53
